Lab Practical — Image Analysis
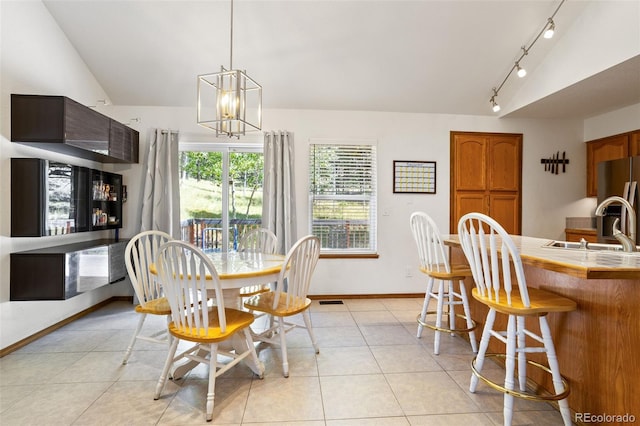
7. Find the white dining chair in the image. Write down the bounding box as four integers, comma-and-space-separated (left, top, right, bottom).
409, 211, 477, 354
154, 240, 264, 421
243, 235, 320, 377
458, 212, 576, 426
122, 230, 173, 365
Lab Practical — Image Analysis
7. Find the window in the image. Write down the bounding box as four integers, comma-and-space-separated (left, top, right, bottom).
179, 142, 264, 252
309, 142, 377, 255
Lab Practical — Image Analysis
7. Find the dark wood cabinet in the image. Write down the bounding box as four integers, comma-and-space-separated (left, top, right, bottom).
11, 158, 122, 237
10, 239, 127, 300
11, 94, 138, 163
109, 120, 139, 163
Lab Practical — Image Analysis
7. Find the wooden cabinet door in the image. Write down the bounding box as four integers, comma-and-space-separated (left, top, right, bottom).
64, 97, 110, 153
489, 136, 521, 191
489, 194, 520, 235
586, 134, 629, 196
451, 132, 521, 234
630, 131, 640, 157
454, 134, 487, 191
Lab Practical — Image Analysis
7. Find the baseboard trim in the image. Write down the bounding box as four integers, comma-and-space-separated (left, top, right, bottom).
0, 296, 133, 358
309, 293, 423, 300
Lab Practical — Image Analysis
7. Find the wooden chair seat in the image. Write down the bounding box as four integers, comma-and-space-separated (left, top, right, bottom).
134, 297, 172, 315
420, 264, 472, 280
472, 287, 577, 316
244, 291, 311, 317
168, 308, 256, 343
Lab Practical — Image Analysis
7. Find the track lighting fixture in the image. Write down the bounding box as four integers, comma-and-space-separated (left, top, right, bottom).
544, 18, 556, 39
488, 0, 565, 113
491, 89, 500, 112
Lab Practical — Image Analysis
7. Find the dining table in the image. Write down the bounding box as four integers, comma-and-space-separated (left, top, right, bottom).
151, 250, 286, 379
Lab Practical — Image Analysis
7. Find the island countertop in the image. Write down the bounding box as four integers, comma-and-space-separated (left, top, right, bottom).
444, 234, 640, 280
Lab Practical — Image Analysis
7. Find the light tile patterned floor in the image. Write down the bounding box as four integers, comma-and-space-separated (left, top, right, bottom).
0, 298, 569, 425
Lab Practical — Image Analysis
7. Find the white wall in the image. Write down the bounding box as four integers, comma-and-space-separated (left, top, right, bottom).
583, 103, 640, 141
0, 1, 132, 350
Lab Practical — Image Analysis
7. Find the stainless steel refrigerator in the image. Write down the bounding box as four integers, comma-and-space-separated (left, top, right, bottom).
597, 156, 640, 244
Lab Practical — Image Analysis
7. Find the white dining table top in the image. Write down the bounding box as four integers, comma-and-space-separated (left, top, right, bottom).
149, 251, 285, 288
205, 251, 285, 280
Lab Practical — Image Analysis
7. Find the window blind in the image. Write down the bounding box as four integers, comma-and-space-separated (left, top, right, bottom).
309, 143, 377, 253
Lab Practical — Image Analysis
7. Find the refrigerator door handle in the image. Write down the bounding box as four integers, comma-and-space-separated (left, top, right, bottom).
621, 182, 630, 235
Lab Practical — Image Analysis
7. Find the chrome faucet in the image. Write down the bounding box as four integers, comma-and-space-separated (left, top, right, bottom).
595, 196, 637, 252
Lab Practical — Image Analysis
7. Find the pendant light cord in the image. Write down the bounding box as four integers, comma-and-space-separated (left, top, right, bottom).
229, 0, 234, 70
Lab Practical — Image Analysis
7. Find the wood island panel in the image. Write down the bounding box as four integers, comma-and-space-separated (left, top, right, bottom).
449, 245, 640, 424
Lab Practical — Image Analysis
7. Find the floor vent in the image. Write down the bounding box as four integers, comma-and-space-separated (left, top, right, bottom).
318, 300, 344, 305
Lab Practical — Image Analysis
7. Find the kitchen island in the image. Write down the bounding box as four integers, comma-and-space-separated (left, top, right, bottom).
445, 235, 639, 425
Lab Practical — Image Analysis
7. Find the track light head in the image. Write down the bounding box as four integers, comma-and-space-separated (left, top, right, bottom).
544, 18, 555, 39
516, 62, 527, 78
490, 90, 500, 112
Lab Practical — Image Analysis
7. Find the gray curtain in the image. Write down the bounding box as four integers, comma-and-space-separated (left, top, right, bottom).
263, 131, 297, 254
140, 129, 180, 239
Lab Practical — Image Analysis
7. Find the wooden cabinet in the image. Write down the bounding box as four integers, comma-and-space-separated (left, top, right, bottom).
585, 129, 640, 197
451, 132, 522, 234
11, 94, 138, 163
586, 134, 629, 197
631, 130, 640, 156
11, 158, 122, 237
565, 228, 598, 243
10, 239, 127, 300
109, 120, 139, 163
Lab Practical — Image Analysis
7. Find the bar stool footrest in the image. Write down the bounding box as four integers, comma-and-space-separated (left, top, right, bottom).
416, 311, 477, 333
471, 353, 570, 401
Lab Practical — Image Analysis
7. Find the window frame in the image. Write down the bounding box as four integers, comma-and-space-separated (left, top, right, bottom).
308, 139, 378, 257
179, 140, 263, 252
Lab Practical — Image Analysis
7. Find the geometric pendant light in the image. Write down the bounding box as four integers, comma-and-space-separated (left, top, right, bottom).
197, 0, 262, 137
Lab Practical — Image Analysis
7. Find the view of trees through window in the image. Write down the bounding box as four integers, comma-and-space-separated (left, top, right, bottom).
179, 150, 264, 251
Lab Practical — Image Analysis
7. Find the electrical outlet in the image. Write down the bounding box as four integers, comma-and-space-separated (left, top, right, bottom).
405, 266, 413, 277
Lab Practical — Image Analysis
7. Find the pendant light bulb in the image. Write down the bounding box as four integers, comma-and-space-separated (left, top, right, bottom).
516, 63, 527, 78
492, 102, 501, 113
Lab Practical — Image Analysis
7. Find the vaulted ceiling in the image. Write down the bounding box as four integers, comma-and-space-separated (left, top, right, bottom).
42, 0, 640, 119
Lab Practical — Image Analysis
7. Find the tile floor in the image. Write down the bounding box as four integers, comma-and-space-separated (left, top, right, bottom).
0, 298, 569, 425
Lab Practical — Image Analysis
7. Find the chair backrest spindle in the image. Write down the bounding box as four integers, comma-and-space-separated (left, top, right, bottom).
457, 213, 530, 308
125, 230, 172, 306
409, 212, 450, 274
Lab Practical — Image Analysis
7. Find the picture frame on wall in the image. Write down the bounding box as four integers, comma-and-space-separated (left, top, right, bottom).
393, 160, 436, 194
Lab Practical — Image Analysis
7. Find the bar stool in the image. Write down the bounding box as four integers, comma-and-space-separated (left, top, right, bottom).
409, 212, 477, 355
457, 212, 576, 426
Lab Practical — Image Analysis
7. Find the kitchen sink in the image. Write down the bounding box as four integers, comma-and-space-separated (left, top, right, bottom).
542, 240, 637, 252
